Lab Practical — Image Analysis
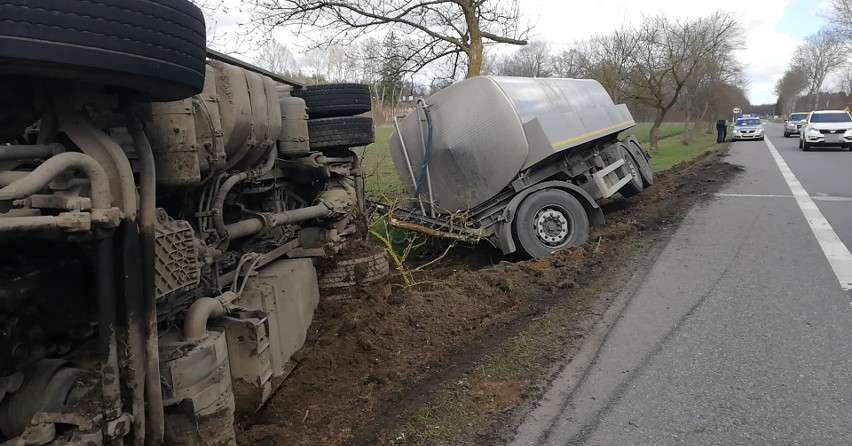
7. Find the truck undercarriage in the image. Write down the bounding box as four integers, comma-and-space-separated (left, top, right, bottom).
0, 2, 374, 444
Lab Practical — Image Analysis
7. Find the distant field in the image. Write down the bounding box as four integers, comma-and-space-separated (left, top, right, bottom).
356, 123, 715, 200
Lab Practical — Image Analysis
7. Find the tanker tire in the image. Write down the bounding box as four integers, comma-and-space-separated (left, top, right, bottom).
308, 117, 375, 150
627, 141, 654, 187
0, 0, 207, 102
512, 189, 589, 260
618, 145, 644, 198
292, 83, 372, 119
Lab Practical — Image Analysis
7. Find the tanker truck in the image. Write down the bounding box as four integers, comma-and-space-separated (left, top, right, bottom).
384, 76, 654, 259
0, 2, 378, 445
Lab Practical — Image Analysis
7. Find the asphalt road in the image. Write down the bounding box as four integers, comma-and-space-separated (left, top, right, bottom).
511, 123, 852, 445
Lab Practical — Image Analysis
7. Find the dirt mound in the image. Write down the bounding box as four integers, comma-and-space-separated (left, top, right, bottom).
237, 150, 740, 445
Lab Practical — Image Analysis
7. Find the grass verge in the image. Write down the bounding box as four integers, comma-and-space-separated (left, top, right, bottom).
650, 130, 720, 171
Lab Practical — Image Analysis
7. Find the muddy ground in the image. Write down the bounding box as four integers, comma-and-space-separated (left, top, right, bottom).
237, 148, 740, 445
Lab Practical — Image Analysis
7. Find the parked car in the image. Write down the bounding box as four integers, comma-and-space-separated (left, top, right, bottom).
784, 112, 809, 137
731, 117, 765, 141
799, 110, 852, 151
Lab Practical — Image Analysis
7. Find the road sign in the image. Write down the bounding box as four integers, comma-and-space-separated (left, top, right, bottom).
733, 107, 741, 114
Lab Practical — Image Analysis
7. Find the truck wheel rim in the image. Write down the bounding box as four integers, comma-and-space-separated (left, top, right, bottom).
534, 207, 572, 247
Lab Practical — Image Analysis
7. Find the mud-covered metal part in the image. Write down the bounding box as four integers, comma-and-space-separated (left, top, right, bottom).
160, 330, 236, 446
154, 211, 201, 300
128, 121, 166, 446
56, 103, 137, 219
224, 203, 333, 241
146, 99, 202, 188
216, 259, 320, 415
115, 220, 148, 446
194, 64, 226, 176
277, 95, 311, 156
0, 152, 111, 212
94, 234, 124, 436
182, 291, 237, 341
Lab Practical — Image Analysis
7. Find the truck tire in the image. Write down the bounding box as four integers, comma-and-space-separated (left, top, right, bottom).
783, 132, 790, 138
618, 145, 644, 198
308, 117, 375, 150
626, 141, 653, 187
512, 189, 589, 260
0, 0, 207, 102
292, 84, 372, 119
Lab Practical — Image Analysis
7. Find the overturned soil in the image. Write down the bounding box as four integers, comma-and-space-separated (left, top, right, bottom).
237, 149, 741, 445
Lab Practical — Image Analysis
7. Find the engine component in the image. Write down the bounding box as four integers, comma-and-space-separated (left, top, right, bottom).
207, 61, 282, 171
160, 330, 236, 446
222, 259, 319, 413
307, 116, 375, 151
154, 211, 201, 300
194, 65, 227, 176
146, 99, 202, 188
291, 83, 372, 119
213, 311, 276, 415
278, 96, 311, 157
0, 1, 207, 102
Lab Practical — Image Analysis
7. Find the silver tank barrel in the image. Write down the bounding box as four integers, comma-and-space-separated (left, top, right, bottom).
389, 76, 635, 213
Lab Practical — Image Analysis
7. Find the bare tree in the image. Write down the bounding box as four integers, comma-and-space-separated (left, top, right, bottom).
569, 30, 640, 103
792, 28, 847, 110
551, 48, 585, 78
774, 68, 807, 114
828, 0, 852, 40
248, 0, 529, 78
497, 42, 553, 77
253, 39, 297, 75
624, 12, 742, 150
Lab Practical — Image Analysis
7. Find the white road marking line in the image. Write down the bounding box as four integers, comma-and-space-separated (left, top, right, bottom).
714, 193, 794, 198
765, 138, 852, 291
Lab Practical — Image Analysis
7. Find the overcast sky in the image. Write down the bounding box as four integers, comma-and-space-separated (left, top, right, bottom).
208, 0, 831, 105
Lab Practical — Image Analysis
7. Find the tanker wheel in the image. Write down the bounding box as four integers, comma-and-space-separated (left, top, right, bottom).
307, 116, 375, 150
618, 145, 644, 198
628, 141, 654, 187
0, 0, 207, 101
513, 189, 589, 260
292, 83, 372, 119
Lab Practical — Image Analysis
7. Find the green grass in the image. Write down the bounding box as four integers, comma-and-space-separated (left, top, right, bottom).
649, 128, 720, 171
357, 127, 400, 200
357, 123, 716, 201
619, 122, 684, 145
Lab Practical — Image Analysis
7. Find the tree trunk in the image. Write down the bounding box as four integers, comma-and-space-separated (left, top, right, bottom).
690, 100, 710, 141
681, 100, 692, 145
463, 3, 483, 78
649, 109, 667, 151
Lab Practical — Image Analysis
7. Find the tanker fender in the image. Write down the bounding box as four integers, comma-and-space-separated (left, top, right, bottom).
495, 180, 605, 255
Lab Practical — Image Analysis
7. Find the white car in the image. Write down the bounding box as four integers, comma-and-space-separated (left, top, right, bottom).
799, 110, 852, 151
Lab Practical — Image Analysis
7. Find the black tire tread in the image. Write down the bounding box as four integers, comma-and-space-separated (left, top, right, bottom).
308, 117, 375, 150
0, 0, 206, 101
293, 83, 372, 118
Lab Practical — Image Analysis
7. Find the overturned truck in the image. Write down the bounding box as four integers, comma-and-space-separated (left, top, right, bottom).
386, 75, 654, 259
0, 2, 375, 445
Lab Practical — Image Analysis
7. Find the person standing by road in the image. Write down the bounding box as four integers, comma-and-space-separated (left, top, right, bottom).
716, 119, 728, 143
